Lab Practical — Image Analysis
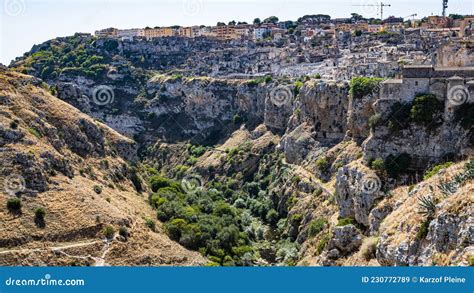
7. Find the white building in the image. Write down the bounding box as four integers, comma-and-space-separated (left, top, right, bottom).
117, 28, 145, 39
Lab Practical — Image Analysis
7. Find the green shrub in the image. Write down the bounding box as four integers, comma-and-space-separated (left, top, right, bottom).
34, 208, 45, 220
337, 217, 355, 226
189, 145, 207, 157
316, 156, 329, 171
424, 162, 454, 180
266, 209, 279, 226
290, 213, 303, 226
410, 94, 444, 128
247, 75, 272, 86
149, 175, 173, 192
316, 233, 332, 255
294, 80, 304, 96
371, 158, 385, 172
103, 39, 119, 51
233, 114, 243, 124
417, 195, 437, 218
349, 77, 384, 99
103, 225, 115, 239
308, 218, 327, 237
28, 127, 42, 138
165, 218, 188, 241
416, 219, 431, 240
150, 194, 167, 208
186, 156, 198, 165
6, 198, 22, 212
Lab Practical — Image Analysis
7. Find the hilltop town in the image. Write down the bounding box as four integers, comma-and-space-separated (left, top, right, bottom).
95, 14, 473, 42
86, 14, 474, 81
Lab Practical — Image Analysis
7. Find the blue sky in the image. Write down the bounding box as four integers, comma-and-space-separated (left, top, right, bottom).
1, 0, 473, 65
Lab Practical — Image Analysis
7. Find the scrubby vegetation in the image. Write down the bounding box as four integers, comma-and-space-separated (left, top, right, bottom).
410, 94, 444, 129
337, 217, 355, 226
316, 233, 332, 255
143, 150, 306, 266
423, 162, 453, 180
6, 198, 22, 212
437, 158, 474, 196
349, 77, 384, 99
18, 35, 109, 80
103, 225, 115, 239
374, 94, 444, 133
308, 218, 327, 237
147, 172, 259, 265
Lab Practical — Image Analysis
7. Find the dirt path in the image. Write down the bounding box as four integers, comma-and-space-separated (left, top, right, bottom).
0, 237, 115, 266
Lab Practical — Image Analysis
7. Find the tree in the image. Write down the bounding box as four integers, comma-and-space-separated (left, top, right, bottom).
253, 18, 261, 25
266, 209, 279, 226
351, 13, 364, 22
6, 198, 21, 212
217, 22, 226, 26
263, 16, 279, 24
228, 20, 236, 26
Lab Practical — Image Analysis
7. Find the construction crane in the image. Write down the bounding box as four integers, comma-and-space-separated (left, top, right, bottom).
442, 0, 448, 17
352, 2, 392, 21
404, 13, 418, 28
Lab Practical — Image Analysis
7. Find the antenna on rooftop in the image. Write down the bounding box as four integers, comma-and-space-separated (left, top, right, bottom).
442, 0, 448, 17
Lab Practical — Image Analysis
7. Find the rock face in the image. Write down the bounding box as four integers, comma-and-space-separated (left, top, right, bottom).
363, 89, 473, 168
279, 123, 319, 164
145, 76, 293, 143
289, 80, 350, 145
335, 164, 384, 227
328, 225, 363, 255
376, 237, 419, 266
346, 92, 378, 144
363, 122, 472, 168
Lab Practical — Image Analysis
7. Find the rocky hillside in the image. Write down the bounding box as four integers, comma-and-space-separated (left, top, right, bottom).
3, 35, 473, 266
0, 68, 206, 266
